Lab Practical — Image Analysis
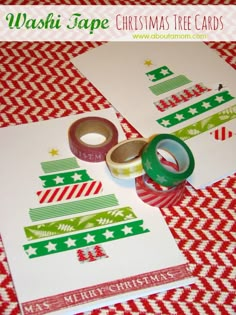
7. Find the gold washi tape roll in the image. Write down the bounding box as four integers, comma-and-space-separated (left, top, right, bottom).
106, 138, 148, 179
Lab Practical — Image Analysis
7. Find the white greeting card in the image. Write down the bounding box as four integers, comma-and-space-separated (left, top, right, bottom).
72, 42, 236, 188
0, 108, 194, 315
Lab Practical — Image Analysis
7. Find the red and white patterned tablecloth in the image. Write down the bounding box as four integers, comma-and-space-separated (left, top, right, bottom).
0, 1, 236, 315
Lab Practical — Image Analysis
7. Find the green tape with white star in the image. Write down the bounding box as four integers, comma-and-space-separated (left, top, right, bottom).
39, 169, 93, 188
23, 219, 149, 258
146, 66, 173, 82
157, 90, 234, 128
141, 134, 195, 187
172, 103, 236, 141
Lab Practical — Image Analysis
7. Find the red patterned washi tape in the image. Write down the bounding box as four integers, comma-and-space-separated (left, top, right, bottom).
136, 157, 186, 207
135, 174, 186, 208
36, 180, 103, 203
68, 116, 119, 162
154, 83, 211, 112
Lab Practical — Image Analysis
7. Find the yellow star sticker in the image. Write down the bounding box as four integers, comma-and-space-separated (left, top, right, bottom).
49, 148, 59, 156
144, 59, 153, 66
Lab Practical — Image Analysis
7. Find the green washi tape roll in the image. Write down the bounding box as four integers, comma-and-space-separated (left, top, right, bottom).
141, 134, 195, 187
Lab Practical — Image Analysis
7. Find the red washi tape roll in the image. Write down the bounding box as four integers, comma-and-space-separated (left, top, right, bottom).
135, 174, 186, 208
68, 116, 119, 162
135, 159, 186, 207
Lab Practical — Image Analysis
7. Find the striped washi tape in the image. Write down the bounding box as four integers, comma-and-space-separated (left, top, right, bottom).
149, 75, 192, 96
25, 206, 137, 240
41, 157, 79, 174
135, 174, 186, 208
23, 219, 149, 258
36, 180, 103, 203
29, 194, 119, 221
106, 138, 148, 179
172, 103, 236, 141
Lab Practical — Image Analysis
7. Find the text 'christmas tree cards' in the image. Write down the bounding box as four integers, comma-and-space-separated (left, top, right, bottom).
72, 42, 236, 189
0, 108, 194, 315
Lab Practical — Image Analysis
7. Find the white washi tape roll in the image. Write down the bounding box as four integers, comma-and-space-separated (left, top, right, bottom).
106, 138, 148, 179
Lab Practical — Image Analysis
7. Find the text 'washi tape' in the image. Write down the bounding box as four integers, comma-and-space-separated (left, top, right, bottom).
141, 134, 195, 187
106, 138, 148, 179
68, 116, 118, 162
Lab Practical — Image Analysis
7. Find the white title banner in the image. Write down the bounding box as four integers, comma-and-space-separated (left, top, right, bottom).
0, 5, 235, 41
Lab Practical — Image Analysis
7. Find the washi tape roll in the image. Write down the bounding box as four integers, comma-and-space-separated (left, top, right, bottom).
106, 138, 148, 179
141, 134, 194, 187
135, 173, 186, 208
68, 116, 118, 162
135, 159, 185, 207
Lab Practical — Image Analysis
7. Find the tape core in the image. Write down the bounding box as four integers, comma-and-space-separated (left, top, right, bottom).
156, 139, 190, 173
75, 120, 112, 147
111, 139, 147, 163
141, 134, 195, 186
106, 138, 148, 179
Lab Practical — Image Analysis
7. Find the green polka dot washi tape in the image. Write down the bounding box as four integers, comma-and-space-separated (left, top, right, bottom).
141, 134, 195, 187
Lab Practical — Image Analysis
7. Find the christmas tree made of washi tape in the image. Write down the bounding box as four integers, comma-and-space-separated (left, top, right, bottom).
23, 151, 149, 263
145, 63, 236, 141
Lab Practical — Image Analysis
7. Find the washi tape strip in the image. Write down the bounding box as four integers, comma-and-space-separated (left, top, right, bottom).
154, 83, 211, 112
146, 66, 173, 82
36, 180, 103, 203
25, 206, 137, 240
68, 116, 118, 162
39, 169, 93, 188
142, 134, 195, 187
157, 90, 234, 128
21, 263, 191, 315
23, 219, 149, 258
149, 75, 192, 96
172, 103, 236, 141
135, 174, 186, 208
41, 157, 79, 174
106, 138, 148, 179
29, 194, 119, 222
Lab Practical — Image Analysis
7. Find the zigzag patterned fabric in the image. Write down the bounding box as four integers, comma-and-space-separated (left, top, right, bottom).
0, 2, 236, 315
